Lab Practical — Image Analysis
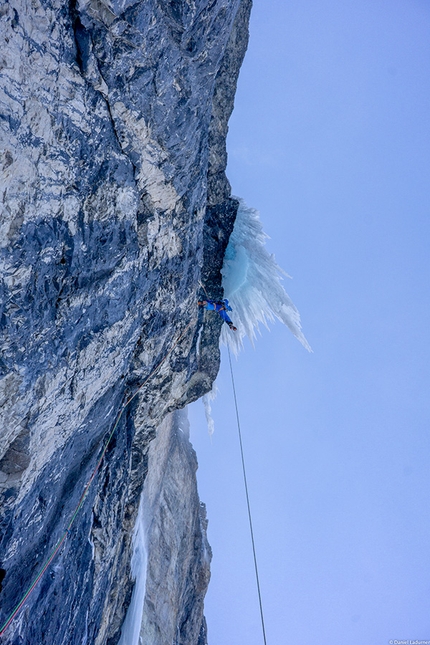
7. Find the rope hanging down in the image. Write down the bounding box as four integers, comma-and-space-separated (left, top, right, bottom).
227, 346, 268, 645
0, 319, 194, 637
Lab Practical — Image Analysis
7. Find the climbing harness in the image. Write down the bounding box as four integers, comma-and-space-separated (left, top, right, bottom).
198, 283, 237, 331
228, 346, 268, 645
0, 319, 194, 636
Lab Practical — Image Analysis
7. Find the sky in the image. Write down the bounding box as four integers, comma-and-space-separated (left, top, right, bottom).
189, 1, 430, 644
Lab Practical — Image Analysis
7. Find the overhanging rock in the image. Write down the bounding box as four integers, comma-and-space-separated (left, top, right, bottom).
0, 0, 252, 643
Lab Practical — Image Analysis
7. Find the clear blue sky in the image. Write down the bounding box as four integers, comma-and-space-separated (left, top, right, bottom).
189, 1, 430, 644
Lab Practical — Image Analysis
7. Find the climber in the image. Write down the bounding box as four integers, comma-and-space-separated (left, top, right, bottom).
198, 298, 237, 331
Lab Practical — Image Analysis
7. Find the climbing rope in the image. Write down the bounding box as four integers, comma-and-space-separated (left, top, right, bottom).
0, 319, 194, 637
227, 345, 268, 645
200, 280, 267, 641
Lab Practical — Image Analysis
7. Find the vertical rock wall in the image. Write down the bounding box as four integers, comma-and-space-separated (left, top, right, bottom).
139, 409, 211, 645
0, 0, 252, 643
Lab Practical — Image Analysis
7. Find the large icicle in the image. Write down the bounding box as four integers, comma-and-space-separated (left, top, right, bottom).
202, 382, 218, 437
118, 495, 147, 645
220, 198, 311, 353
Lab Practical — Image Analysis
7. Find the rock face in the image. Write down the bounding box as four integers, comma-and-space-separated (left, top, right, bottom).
139, 409, 211, 645
0, 0, 252, 643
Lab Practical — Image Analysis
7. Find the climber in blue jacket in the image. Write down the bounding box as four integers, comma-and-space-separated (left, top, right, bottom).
198, 298, 237, 331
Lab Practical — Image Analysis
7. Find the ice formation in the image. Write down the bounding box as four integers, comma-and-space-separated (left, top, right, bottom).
202, 383, 218, 438
118, 496, 147, 645
220, 198, 312, 354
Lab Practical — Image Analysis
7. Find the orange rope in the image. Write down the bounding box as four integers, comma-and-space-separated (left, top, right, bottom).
0, 319, 194, 636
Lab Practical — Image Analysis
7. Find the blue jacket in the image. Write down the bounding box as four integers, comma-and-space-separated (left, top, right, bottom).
204, 299, 233, 325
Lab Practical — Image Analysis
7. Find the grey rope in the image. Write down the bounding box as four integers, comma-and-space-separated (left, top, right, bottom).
227, 345, 268, 645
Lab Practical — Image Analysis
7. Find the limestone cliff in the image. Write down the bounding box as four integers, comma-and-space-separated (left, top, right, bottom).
137, 409, 211, 645
0, 0, 252, 643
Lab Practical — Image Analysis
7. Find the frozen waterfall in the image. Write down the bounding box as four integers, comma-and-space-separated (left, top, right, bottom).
118, 497, 147, 645
220, 198, 312, 354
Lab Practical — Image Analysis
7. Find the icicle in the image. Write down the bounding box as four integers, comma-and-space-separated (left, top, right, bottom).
202, 382, 218, 437
118, 494, 147, 645
221, 198, 312, 354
